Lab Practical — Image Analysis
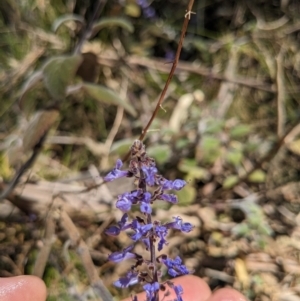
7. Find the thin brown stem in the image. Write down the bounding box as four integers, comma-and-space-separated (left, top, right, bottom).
123, 0, 195, 162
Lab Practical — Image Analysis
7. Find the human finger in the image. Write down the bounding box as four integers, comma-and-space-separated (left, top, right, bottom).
0, 275, 47, 301
206, 287, 247, 301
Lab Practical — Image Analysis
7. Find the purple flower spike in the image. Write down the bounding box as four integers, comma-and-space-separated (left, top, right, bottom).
104, 159, 128, 182
143, 282, 160, 301
108, 245, 136, 263
142, 166, 157, 186
105, 141, 193, 299
114, 271, 139, 288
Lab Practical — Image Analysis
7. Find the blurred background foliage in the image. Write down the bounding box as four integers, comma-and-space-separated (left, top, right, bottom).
2, 0, 300, 300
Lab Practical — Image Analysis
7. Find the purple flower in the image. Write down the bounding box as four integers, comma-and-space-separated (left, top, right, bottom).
144, 6, 156, 18
154, 225, 168, 251
137, 0, 148, 8
165, 216, 193, 233
162, 256, 189, 277
114, 270, 139, 288
161, 180, 173, 190
161, 179, 186, 191
105, 213, 132, 236
142, 166, 157, 186
159, 193, 178, 204
143, 282, 160, 301
131, 219, 152, 241
142, 237, 150, 250
105, 225, 121, 236
172, 179, 186, 190
140, 191, 152, 214
136, 0, 156, 19
104, 159, 128, 182
174, 285, 183, 301
116, 192, 134, 212
108, 245, 136, 263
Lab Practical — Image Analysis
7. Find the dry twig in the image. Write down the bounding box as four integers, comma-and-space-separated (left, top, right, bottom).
58, 209, 113, 301
33, 215, 56, 278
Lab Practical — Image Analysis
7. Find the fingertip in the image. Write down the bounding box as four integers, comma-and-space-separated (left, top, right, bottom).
208, 287, 247, 301
0, 275, 47, 301
172, 275, 211, 301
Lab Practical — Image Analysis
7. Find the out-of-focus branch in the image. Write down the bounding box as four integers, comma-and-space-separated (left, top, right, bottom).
97, 55, 276, 93
276, 48, 286, 137
74, 0, 107, 55
0, 132, 48, 202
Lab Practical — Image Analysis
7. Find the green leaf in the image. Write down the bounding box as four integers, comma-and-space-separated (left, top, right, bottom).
230, 124, 251, 139
202, 136, 221, 151
92, 17, 134, 35
83, 83, 137, 116
248, 170, 266, 183
178, 159, 209, 180
201, 135, 221, 163
19, 71, 43, 107
147, 144, 171, 165
205, 120, 224, 134
52, 14, 85, 32
231, 223, 250, 236
226, 149, 243, 166
223, 175, 238, 189
177, 185, 196, 206
42, 55, 83, 99
175, 138, 189, 150
111, 138, 133, 155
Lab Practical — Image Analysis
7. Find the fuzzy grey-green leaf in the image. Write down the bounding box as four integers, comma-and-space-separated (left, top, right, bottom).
42, 55, 83, 99
83, 83, 137, 116
19, 71, 43, 107
52, 14, 85, 32
92, 17, 134, 35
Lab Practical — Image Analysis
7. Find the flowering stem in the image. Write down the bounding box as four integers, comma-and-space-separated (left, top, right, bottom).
147, 213, 159, 301
104, 141, 193, 301
140, 162, 158, 293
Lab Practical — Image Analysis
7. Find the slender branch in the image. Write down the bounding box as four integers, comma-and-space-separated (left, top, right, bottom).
74, 0, 107, 55
123, 0, 195, 161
